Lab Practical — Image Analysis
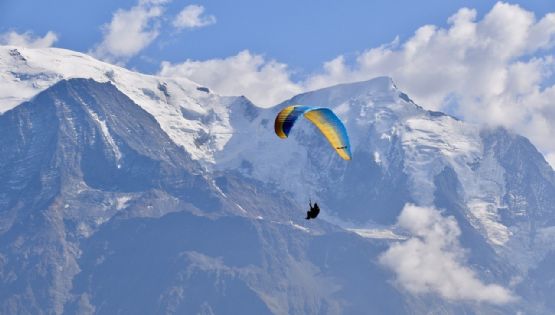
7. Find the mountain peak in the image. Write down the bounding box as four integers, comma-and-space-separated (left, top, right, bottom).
285, 76, 398, 107
0, 45, 203, 113
0, 45, 249, 163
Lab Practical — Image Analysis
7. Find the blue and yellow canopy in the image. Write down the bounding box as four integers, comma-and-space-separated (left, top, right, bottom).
274, 105, 352, 160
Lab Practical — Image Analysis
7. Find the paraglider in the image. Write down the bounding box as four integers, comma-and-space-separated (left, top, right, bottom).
274, 105, 352, 160
274, 105, 352, 220
306, 200, 320, 220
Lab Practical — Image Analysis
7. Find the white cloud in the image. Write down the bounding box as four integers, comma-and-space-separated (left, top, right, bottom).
304, 2, 555, 167
0, 31, 58, 48
92, 1, 166, 63
379, 204, 516, 304
157, 2, 555, 167
173, 4, 216, 29
159, 50, 302, 106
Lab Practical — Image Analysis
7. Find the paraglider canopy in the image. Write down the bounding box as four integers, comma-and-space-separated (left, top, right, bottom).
274, 105, 352, 160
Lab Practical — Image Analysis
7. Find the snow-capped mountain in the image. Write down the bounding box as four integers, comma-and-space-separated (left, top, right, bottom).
0, 46, 247, 164
220, 76, 555, 252
1, 46, 555, 314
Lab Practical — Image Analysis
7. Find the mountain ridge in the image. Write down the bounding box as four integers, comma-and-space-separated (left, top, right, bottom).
1, 45, 555, 314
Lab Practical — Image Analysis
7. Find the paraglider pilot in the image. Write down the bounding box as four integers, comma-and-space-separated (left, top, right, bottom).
306, 200, 320, 220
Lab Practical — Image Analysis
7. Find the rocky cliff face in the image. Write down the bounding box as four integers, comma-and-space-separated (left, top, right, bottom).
0, 78, 227, 314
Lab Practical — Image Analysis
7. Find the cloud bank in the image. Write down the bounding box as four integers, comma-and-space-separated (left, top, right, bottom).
160, 2, 555, 166
379, 204, 515, 304
0, 31, 58, 48
159, 50, 302, 106
306, 2, 555, 167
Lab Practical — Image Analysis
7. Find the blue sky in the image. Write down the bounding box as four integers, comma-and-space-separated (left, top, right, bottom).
3, 0, 555, 164
1, 0, 552, 74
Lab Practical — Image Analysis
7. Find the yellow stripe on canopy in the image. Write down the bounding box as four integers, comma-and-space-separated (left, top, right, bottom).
305, 110, 351, 160
274, 105, 352, 160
